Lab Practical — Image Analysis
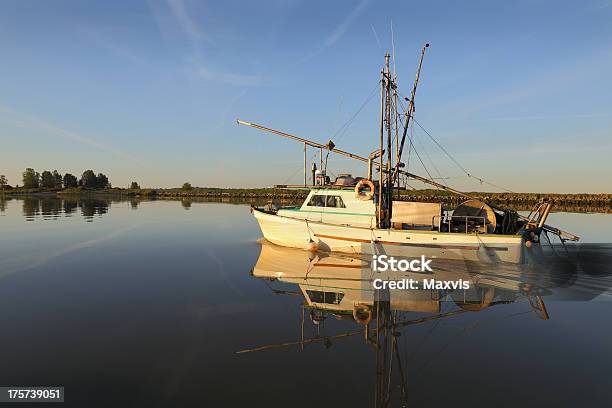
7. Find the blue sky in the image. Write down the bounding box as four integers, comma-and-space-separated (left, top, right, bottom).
1, 0, 611, 193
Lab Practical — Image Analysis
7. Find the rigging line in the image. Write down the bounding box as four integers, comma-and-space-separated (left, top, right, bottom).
430, 175, 471, 180
404, 180, 417, 191
412, 117, 516, 193
396, 90, 515, 193
412, 126, 447, 187
331, 81, 380, 143
394, 112, 444, 191
396, 92, 468, 187
281, 148, 322, 185
412, 117, 469, 175
257, 279, 297, 307
406, 129, 436, 183
408, 119, 444, 185
269, 82, 378, 186
406, 317, 443, 365
281, 164, 306, 185
406, 119, 413, 173
414, 309, 532, 373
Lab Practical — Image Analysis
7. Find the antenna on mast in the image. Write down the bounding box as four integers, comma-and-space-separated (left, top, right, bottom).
390, 20, 400, 193
390, 20, 397, 77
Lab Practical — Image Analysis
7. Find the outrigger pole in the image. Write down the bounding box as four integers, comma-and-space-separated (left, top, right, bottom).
235, 119, 579, 241
236, 120, 367, 163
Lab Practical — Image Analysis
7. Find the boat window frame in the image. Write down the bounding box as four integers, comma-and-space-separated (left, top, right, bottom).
325, 195, 346, 208
306, 194, 326, 207
305, 290, 345, 305
306, 194, 346, 209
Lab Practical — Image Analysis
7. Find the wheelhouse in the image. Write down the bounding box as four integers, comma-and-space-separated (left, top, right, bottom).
276, 188, 376, 228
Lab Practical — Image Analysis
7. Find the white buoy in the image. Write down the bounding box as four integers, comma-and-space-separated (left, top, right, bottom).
307, 239, 319, 252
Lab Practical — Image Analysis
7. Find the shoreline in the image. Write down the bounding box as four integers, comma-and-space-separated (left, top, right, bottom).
2, 188, 610, 213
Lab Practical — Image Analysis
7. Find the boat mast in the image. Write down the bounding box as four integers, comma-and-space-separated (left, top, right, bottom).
377, 53, 395, 229
393, 57, 400, 198
393, 43, 429, 183
303, 143, 307, 186
385, 53, 393, 228
378, 59, 385, 228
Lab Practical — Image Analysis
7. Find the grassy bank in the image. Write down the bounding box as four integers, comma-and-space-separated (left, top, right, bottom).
3, 186, 610, 212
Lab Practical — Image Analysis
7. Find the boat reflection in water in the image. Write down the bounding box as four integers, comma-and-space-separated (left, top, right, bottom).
241, 239, 611, 407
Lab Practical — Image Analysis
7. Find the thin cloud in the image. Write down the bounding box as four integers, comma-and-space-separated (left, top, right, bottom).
165, 0, 214, 45
475, 113, 612, 122
209, 88, 249, 135
197, 68, 266, 87
435, 47, 612, 120
323, 0, 369, 48
592, 0, 612, 9
0, 104, 144, 165
81, 28, 148, 66
370, 24, 382, 50
298, 0, 371, 64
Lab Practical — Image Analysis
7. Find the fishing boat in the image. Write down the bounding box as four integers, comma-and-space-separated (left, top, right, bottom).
238, 45, 579, 264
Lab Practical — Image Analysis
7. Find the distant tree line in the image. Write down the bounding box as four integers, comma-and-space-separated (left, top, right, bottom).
21, 168, 111, 189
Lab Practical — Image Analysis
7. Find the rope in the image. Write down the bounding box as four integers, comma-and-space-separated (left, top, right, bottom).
406, 117, 413, 172
405, 125, 437, 184
412, 117, 516, 193
412, 127, 447, 187
282, 81, 379, 184
331, 82, 380, 144
281, 149, 321, 185
395, 89, 515, 193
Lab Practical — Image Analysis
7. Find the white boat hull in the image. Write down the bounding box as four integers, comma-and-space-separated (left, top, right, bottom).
252, 207, 524, 264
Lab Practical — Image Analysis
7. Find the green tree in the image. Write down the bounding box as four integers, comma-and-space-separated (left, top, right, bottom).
41, 170, 54, 188
181, 182, 192, 191
52, 170, 63, 188
22, 168, 40, 188
63, 173, 78, 188
130, 181, 140, 190
0, 175, 7, 190
96, 173, 109, 189
80, 170, 97, 188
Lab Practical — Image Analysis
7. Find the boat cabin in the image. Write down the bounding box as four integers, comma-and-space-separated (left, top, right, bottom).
277, 188, 377, 228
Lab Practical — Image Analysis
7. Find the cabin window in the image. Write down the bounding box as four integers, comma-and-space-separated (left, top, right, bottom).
307, 195, 326, 207
305, 290, 344, 304
307, 194, 346, 208
326, 195, 346, 208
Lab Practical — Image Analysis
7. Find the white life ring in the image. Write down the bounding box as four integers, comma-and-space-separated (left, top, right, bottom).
352, 304, 373, 325
355, 179, 375, 200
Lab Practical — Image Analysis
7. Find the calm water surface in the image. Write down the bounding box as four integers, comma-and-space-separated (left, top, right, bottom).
1, 197, 611, 407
